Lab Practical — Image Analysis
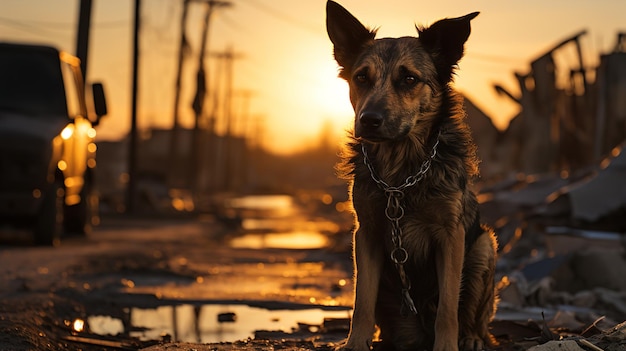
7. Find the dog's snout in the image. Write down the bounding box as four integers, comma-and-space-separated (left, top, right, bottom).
359, 112, 383, 129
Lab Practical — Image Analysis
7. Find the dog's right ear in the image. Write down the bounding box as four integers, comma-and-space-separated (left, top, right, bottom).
326, 1, 376, 79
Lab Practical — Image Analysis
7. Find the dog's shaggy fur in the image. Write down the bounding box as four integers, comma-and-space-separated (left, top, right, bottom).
326, 2, 498, 351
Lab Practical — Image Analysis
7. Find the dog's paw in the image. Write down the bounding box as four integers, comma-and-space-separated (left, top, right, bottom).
333, 339, 372, 351
433, 339, 459, 351
333, 345, 358, 351
459, 335, 486, 351
333, 342, 351, 351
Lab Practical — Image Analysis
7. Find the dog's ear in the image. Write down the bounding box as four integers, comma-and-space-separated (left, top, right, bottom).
326, 1, 376, 78
418, 12, 479, 82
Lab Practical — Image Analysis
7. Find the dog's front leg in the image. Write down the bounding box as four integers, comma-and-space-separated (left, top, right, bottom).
341, 227, 384, 351
433, 222, 465, 351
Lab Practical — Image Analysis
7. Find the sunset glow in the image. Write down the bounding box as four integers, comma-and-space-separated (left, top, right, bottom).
1, 0, 625, 153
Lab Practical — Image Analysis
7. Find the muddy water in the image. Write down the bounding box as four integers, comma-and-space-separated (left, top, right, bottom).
225, 194, 341, 249
230, 231, 330, 249
85, 194, 353, 343
88, 304, 350, 343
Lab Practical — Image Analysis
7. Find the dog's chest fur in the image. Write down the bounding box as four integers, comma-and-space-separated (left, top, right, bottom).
346, 109, 482, 275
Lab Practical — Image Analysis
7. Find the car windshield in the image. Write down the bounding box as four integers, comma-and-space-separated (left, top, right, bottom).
0, 46, 68, 117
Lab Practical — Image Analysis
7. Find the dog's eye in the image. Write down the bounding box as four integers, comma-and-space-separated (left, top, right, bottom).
355, 73, 368, 84
404, 75, 419, 86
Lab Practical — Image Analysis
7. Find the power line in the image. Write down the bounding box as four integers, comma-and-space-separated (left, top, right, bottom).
0, 16, 71, 29
0, 16, 127, 30
464, 51, 525, 65
216, 11, 253, 36
0, 17, 68, 37
237, 0, 320, 36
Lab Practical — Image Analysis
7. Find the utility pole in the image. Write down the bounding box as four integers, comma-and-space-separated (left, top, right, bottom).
238, 89, 254, 137
211, 47, 243, 137
235, 89, 254, 189
211, 46, 243, 191
75, 0, 92, 78
203, 52, 224, 192
223, 46, 234, 138
126, 0, 141, 213
189, 0, 232, 197
169, 0, 191, 188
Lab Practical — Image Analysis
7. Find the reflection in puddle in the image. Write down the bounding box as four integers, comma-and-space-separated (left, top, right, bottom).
230, 231, 329, 249
87, 304, 350, 343
225, 195, 293, 211
87, 194, 351, 342
224, 195, 295, 218
224, 194, 340, 250
242, 218, 340, 233
88, 315, 125, 336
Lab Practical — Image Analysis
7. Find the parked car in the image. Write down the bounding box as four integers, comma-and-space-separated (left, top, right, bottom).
0, 42, 107, 245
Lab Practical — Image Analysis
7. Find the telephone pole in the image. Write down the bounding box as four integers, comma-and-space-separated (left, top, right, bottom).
211, 47, 243, 137
211, 46, 243, 190
169, 0, 191, 188
75, 0, 92, 78
189, 0, 232, 197
127, 0, 141, 213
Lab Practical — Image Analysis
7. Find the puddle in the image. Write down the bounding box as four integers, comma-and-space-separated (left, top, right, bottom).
224, 195, 295, 218
229, 231, 329, 249
86, 304, 351, 343
241, 218, 339, 233
88, 315, 125, 336
225, 195, 294, 211
223, 194, 339, 250
82, 194, 352, 342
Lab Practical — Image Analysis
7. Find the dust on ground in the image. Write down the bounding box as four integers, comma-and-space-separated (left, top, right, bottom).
1, 186, 626, 351
0, 201, 355, 351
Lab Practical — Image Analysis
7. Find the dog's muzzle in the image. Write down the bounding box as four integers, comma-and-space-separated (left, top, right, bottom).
360, 111, 383, 128
356, 111, 383, 139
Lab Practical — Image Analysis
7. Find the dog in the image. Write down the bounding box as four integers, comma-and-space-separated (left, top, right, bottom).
326, 2, 498, 351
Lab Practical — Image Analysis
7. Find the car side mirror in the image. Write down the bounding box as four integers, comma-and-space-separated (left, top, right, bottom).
91, 82, 107, 126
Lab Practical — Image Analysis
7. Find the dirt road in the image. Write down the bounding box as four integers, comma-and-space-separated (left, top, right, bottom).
0, 213, 354, 350
2, 195, 625, 351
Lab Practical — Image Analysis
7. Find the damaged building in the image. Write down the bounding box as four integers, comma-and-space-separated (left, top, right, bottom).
473, 31, 626, 179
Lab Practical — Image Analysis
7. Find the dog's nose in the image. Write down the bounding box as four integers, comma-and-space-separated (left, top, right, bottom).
359, 112, 383, 129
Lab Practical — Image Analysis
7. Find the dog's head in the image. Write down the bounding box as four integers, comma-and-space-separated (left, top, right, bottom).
326, 1, 478, 142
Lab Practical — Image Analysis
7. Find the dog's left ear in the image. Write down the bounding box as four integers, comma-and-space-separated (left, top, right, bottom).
418, 12, 479, 82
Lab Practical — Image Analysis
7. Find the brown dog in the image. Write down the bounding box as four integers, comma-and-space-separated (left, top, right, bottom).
326, 2, 498, 351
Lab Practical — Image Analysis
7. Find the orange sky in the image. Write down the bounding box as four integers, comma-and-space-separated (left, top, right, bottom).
1, 0, 626, 154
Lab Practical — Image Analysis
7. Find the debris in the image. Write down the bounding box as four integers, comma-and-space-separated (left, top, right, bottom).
321, 317, 350, 333
544, 227, 623, 256
594, 290, 626, 318
218, 312, 237, 323
63, 335, 145, 350
587, 321, 626, 351
603, 321, 626, 343
572, 290, 597, 308
547, 310, 585, 331
557, 250, 626, 292
527, 340, 585, 351
578, 339, 605, 351
562, 145, 626, 222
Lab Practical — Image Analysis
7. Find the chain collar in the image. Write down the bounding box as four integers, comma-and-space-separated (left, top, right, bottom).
360, 132, 440, 316
361, 135, 439, 192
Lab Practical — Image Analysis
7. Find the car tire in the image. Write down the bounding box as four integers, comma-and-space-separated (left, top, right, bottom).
64, 180, 96, 236
34, 178, 64, 246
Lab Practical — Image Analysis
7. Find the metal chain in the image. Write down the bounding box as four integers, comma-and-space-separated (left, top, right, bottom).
362, 136, 439, 192
360, 134, 440, 316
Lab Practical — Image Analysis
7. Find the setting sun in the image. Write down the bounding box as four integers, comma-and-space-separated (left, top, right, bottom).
312, 61, 353, 119
254, 55, 354, 153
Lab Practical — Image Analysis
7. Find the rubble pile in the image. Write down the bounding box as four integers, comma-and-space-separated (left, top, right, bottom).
477, 146, 626, 349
